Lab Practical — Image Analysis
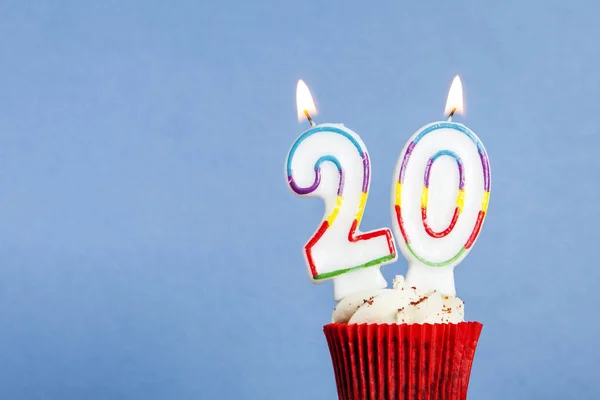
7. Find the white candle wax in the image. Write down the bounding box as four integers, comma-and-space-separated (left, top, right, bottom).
286, 123, 397, 301
391, 121, 491, 295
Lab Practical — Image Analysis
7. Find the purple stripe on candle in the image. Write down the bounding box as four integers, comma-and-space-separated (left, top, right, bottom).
424, 157, 434, 188
457, 162, 465, 190
362, 153, 370, 193
287, 125, 371, 200
480, 152, 490, 191
288, 169, 321, 195
399, 141, 416, 184
424, 151, 464, 190
337, 170, 345, 196
288, 169, 345, 196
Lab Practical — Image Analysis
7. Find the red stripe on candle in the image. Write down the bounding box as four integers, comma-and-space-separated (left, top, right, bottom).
422, 207, 460, 238
465, 211, 485, 249
305, 220, 329, 277
395, 205, 410, 244
386, 229, 396, 254
347, 219, 396, 255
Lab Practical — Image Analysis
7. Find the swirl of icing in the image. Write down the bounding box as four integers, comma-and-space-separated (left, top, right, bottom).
332, 276, 464, 325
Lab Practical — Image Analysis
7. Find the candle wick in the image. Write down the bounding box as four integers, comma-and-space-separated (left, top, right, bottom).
304, 109, 316, 127
446, 108, 457, 122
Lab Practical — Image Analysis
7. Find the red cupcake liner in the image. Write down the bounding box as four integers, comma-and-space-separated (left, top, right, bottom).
323, 322, 482, 400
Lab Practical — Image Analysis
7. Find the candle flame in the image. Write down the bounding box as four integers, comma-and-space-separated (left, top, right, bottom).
296, 79, 317, 122
444, 75, 464, 116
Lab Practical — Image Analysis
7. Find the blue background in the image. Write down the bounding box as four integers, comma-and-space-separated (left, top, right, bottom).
0, 0, 597, 399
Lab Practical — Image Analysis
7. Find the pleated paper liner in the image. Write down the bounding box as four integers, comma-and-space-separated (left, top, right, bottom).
324, 322, 482, 400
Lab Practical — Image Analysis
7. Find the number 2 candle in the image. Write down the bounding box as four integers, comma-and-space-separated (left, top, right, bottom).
391, 76, 491, 296
286, 80, 397, 301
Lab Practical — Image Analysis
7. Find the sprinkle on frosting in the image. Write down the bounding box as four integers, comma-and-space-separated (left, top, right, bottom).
409, 295, 430, 306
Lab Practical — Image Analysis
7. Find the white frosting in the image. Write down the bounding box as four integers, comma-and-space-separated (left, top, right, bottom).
332, 276, 464, 325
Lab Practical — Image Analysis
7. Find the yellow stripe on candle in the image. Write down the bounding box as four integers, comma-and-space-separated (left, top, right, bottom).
327, 196, 343, 225
481, 191, 490, 212
456, 189, 465, 213
421, 187, 429, 209
395, 183, 402, 206
355, 192, 367, 223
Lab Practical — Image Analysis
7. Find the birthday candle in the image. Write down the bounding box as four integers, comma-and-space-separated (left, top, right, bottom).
286, 80, 397, 301
391, 76, 491, 296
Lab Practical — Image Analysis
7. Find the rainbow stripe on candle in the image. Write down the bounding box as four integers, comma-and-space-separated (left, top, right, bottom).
421, 150, 464, 238
394, 122, 490, 267
287, 126, 396, 279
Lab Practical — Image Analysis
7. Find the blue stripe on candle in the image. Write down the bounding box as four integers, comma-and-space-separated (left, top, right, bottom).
413, 122, 483, 153
286, 126, 364, 176
430, 149, 460, 163
408, 122, 490, 191
314, 155, 342, 172
424, 150, 464, 189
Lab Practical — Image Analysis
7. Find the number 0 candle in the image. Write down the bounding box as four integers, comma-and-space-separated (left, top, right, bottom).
286, 80, 397, 301
391, 76, 491, 296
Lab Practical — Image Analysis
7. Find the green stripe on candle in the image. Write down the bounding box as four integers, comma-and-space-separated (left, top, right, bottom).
405, 243, 466, 267
313, 254, 396, 280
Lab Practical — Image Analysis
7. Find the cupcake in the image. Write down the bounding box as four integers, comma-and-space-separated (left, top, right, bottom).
324, 276, 482, 400
284, 78, 489, 399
